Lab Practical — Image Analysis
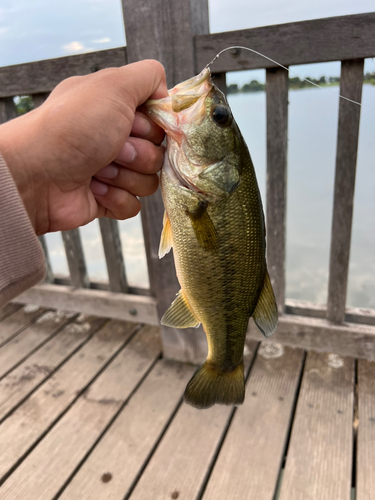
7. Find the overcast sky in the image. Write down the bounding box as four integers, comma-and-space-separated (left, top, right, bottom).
0, 0, 374, 83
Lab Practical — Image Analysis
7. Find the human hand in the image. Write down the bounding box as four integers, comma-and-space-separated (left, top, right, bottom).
0, 60, 168, 235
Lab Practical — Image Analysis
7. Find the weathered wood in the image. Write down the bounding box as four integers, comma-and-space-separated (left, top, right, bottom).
247, 315, 375, 360
0, 97, 17, 123
212, 72, 227, 94
203, 345, 304, 500
0, 310, 76, 380
98, 218, 128, 293
0, 303, 22, 322
278, 352, 354, 500
195, 13, 375, 73
357, 359, 375, 500
59, 360, 194, 500
52, 275, 151, 296
0, 326, 161, 499
0, 48, 127, 98
32, 92, 49, 108
0, 319, 137, 481
0, 315, 104, 422
286, 299, 375, 326
0, 305, 45, 348
13, 284, 159, 326
130, 340, 257, 499
266, 67, 288, 313
122, 0, 210, 362
61, 229, 90, 289
327, 59, 364, 323
38, 235, 54, 283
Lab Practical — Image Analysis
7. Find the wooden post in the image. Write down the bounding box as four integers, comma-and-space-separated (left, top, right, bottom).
0, 97, 17, 123
266, 67, 289, 315
99, 218, 128, 293
327, 59, 364, 323
121, 0, 209, 362
61, 229, 90, 289
38, 236, 54, 283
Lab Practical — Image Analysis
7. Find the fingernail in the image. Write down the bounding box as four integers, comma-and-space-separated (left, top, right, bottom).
132, 114, 152, 137
96, 165, 119, 179
91, 179, 108, 196
118, 141, 137, 164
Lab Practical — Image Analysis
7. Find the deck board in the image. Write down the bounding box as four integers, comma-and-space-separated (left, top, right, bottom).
278, 351, 354, 500
357, 359, 375, 500
129, 340, 258, 500
0, 315, 105, 422
0, 310, 77, 379
203, 344, 304, 500
59, 360, 194, 500
0, 305, 46, 347
0, 304, 22, 322
0, 319, 138, 483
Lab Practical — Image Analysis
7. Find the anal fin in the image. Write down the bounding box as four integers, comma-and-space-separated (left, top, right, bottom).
253, 270, 278, 338
161, 290, 200, 328
159, 211, 173, 259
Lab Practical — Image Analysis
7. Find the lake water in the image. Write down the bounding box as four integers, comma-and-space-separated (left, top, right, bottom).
45, 85, 375, 309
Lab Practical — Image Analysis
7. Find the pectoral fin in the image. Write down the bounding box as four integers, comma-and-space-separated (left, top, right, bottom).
253, 270, 278, 338
161, 290, 200, 328
187, 203, 219, 252
159, 211, 173, 259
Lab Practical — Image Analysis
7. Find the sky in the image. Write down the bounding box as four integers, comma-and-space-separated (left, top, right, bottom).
0, 0, 374, 84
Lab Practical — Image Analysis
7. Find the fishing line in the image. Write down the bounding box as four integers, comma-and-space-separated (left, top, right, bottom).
205, 46, 363, 107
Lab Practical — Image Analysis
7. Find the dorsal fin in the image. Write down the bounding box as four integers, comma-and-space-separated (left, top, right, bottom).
159, 211, 173, 259
252, 270, 278, 338
161, 290, 200, 328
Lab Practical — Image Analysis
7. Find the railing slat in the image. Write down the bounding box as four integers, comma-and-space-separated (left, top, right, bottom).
38, 236, 54, 283
327, 59, 364, 323
61, 229, 90, 289
98, 218, 128, 293
266, 67, 289, 314
212, 73, 227, 94
32, 93, 49, 108
0, 97, 17, 123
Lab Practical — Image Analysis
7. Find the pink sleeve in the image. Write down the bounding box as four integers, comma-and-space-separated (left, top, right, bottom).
0, 153, 46, 308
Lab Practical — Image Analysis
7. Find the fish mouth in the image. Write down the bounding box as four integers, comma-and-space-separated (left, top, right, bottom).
144, 68, 212, 142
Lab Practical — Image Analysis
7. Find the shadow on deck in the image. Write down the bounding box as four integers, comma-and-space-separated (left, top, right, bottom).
0, 303, 371, 499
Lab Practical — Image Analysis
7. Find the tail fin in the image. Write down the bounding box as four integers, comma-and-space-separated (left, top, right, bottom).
183, 361, 245, 409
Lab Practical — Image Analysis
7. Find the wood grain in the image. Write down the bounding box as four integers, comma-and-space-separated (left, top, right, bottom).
203, 345, 304, 500
327, 59, 364, 323
0, 320, 137, 482
195, 13, 375, 73
0, 305, 46, 348
59, 360, 194, 500
0, 48, 127, 98
356, 359, 375, 500
278, 351, 354, 500
129, 341, 258, 500
248, 315, 375, 360
98, 218, 128, 293
266, 67, 288, 313
0, 315, 104, 422
14, 284, 159, 326
61, 229, 90, 289
0, 325, 161, 499
121, 0, 210, 362
0, 304, 22, 322
0, 310, 76, 379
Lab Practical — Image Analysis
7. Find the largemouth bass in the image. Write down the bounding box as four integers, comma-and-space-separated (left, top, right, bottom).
145, 68, 278, 409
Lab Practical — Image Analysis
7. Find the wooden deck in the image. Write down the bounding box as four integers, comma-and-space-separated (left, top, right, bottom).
0, 304, 373, 500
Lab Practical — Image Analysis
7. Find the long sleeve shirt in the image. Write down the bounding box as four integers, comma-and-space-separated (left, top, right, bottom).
0, 153, 46, 308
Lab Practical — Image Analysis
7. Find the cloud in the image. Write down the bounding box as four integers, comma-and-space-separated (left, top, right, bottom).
62, 41, 85, 52
92, 37, 111, 43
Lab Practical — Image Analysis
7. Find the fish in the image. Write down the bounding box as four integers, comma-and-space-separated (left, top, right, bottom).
145, 68, 278, 409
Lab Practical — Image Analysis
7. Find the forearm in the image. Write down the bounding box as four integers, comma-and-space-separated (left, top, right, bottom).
0, 153, 46, 308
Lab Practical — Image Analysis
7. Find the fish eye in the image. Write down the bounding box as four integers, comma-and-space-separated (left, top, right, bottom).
211, 104, 232, 127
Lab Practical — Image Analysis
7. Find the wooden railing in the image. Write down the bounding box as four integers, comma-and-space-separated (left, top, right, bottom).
1, 4, 375, 362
